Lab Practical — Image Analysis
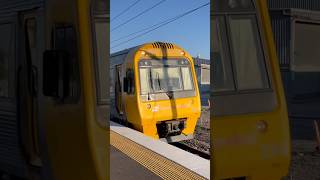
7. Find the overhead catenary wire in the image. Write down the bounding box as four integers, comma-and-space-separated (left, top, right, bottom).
111, 15, 178, 43
111, 0, 167, 32
111, 2, 210, 50
111, 0, 142, 22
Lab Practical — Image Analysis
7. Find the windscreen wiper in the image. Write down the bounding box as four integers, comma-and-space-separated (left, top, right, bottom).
156, 73, 162, 91
148, 70, 153, 100
156, 73, 172, 99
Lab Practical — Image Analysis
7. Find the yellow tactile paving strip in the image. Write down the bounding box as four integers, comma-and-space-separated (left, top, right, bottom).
110, 131, 207, 180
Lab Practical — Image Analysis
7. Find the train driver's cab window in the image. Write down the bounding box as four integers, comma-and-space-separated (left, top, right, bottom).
151, 67, 183, 92
213, 0, 275, 116
213, 18, 235, 92
93, 17, 108, 103
92, 0, 108, 105
181, 66, 193, 90
213, 0, 270, 93
0, 23, 14, 98
139, 68, 150, 95
138, 59, 194, 95
229, 16, 269, 90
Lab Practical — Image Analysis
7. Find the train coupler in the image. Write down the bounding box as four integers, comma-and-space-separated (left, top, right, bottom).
156, 119, 186, 138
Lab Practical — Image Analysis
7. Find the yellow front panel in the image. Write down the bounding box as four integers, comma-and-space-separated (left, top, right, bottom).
213, 111, 290, 179
123, 43, 202, 139
138, 97, 201, 138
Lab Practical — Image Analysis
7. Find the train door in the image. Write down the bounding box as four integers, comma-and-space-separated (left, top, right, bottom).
0, 13, 30, 178
123, 68, 137, 125
0, 5, 45, 178
115, 64, 123, 114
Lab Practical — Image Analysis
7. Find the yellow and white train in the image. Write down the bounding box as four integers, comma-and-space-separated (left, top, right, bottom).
110, 42, 201, 142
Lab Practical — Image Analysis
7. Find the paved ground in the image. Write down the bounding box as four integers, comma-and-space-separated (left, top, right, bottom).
110, 146, 161, 180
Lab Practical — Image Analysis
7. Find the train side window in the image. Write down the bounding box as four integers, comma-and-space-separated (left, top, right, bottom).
0, 23, 14, 98
116, 65, 122, 92
213, 1, 277, 116
228, 16, 269, 90
91, 0, 108, 127
43, 25, 80, 103
126, 69, 134, 94
110, 68, 115, 94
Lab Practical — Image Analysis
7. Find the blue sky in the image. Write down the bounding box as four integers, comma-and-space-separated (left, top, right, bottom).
110, 0, 210, 59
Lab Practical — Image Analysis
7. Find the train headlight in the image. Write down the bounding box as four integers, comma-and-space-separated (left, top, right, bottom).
146, 104, 151, 109
257, 120, 268, 132
180, 51, 185, 55
179, 59, 189, 65
139, 60, 151, 66
141, 51, 146, 55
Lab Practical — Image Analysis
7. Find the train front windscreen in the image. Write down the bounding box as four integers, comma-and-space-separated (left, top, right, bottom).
138, 59, 195, 97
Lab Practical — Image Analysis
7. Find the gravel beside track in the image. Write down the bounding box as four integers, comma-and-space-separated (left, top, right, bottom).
180, 107, 211, 157
285, 140, 320, 180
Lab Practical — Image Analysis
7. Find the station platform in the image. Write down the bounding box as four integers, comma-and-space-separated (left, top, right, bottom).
110, 121, 210, 180
110, 145, 162, 179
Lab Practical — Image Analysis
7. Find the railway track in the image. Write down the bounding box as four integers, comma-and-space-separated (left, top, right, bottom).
171, 142, 210, 160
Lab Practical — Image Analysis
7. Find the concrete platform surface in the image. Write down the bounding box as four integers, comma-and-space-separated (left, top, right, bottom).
110, 121, 210, 179
110, 145, 162, 180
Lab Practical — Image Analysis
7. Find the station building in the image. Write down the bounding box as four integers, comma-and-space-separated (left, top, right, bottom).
268, 0, 320, 139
